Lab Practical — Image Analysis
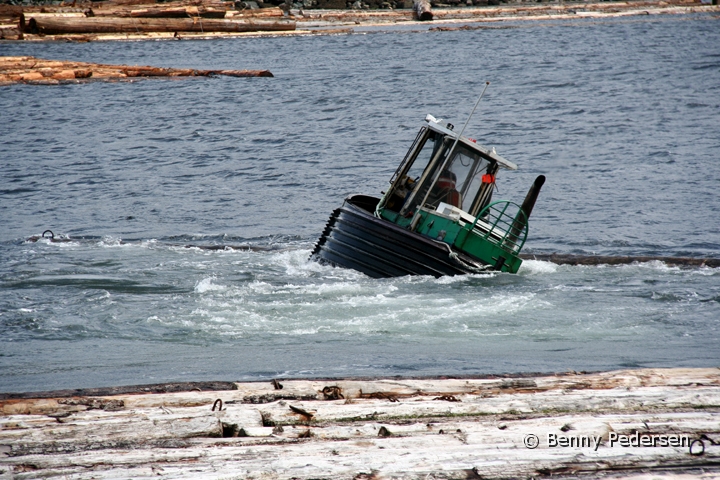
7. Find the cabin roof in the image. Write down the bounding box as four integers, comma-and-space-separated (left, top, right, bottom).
425, 115, 518, 170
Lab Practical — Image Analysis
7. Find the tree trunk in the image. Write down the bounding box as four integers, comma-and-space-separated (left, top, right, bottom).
27, 16, 295, 34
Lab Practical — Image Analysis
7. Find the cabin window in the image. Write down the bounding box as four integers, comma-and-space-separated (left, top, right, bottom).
419, 143, 492, 214
390, 131, 497, 219
397, 132, 449, 216
406, 130, 443, 184
442, 146, 492, 213
386, 130, 444, 213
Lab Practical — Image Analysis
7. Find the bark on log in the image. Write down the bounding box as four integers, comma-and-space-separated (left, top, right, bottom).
27, 16, 295, 34
414, 0, 433, 21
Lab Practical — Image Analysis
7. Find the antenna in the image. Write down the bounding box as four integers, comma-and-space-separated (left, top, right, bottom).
445, 81, 490, 166
409, 82, 491, 230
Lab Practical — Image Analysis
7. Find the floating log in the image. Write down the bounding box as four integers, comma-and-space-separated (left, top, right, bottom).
520, 253, 720, 268
86, 5, 227, 18
26, 16, 295, 35
0, 56, 273, 86
414, 0, 433, 21
0, 368, 718, 478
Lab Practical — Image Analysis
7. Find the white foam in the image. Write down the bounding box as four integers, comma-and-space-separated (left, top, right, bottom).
519, 259, 558, 275
99, 236, 124, 247
194, 277, 226, 293
434, 272, 496, 284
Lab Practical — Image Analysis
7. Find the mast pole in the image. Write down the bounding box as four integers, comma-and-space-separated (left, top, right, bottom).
410, 82, 490, 230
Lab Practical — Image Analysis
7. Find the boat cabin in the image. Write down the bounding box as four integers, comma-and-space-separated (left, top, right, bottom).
376, 115, 528, 273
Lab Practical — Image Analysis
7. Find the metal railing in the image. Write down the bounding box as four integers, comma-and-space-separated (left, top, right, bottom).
470, 200, 528, 254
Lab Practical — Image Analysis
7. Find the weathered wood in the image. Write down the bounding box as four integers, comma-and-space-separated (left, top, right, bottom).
520, 253, 720, 268
0, 380, 238, 401
0, 56, 274, 86
0, 369, 718, 478
26, 16, 295, 35
414, 0, 433, 21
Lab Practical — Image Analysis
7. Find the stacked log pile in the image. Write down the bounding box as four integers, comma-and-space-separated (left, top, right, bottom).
5, 0, 294, 40
0, 368, 718, 478
2, 0, 717, 40
0, 56, 273, 86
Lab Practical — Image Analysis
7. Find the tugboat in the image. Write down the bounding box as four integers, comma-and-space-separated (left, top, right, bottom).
310, 98, 545, 278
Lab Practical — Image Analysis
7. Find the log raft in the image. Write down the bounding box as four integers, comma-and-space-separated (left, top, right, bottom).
0, 368, 718, 478
3, 1, 718, 42
0, 56, 273, 86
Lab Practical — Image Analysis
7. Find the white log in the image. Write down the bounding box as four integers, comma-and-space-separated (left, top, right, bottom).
1, 368, 718, 479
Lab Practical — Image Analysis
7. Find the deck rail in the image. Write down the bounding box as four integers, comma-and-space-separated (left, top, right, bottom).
471, 200, 528, 254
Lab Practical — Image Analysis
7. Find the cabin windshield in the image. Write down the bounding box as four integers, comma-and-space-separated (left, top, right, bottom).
398, 135, 494, 217
426, 145, 492, 213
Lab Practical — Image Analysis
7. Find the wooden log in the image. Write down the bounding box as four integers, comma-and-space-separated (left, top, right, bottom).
414, 0, 433, 21
26, 16, 295, 34
0, 24, 20, 39
226, 7, 284, 18
87, 6, 227, 18
0, 5, 23, 15
129, 6, 227, 18
520, 253, 720, 268
0, 56, 273, 85
0, 368, 718, 479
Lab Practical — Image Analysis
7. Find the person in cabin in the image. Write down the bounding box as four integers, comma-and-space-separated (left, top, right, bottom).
427, 168, 461, 208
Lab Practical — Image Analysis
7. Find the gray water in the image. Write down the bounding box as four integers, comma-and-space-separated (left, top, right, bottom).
1, 14, 719, 393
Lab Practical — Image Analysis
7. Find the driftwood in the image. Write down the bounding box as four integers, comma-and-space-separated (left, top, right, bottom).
0, 368, 718, 478
413, 0, 433, 21
520, 253, 720, 268
25, 16, 295, 34
0, 56, 273, 86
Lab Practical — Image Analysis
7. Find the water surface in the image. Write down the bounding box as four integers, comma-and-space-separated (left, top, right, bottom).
1, 13, 719, 392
